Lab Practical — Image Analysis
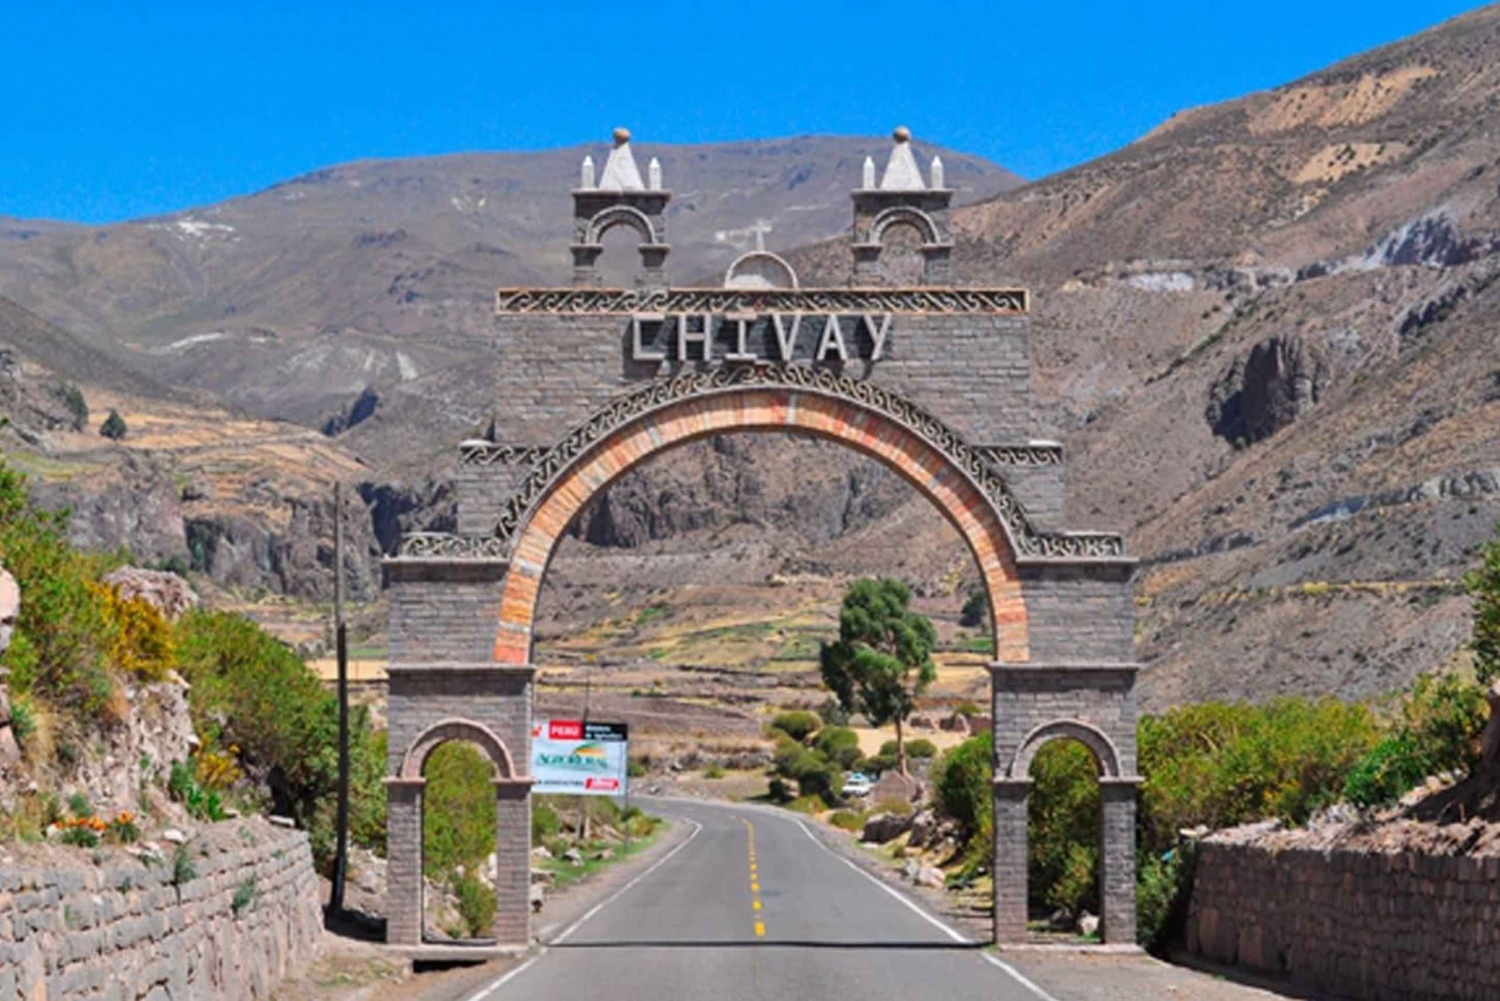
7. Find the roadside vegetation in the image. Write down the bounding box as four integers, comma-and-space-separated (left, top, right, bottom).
921, 523, 1500, 949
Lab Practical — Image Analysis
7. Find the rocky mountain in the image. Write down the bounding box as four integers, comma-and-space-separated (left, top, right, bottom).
780, 4, 1500, 706
0, 137, 1018, 428
6, 8, 1500, 713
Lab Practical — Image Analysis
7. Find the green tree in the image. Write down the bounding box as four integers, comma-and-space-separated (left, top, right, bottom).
1465, 523, 1500, 687
99, 409, 128, 441
959, 587, 987, 628
819, 578, 936, 776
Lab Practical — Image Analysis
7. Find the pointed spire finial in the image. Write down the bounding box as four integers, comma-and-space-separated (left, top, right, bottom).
879, 125, 926, 191
599, 127, 645, 191
581, 155, 596, 190
648, 157, 662, 191
862, 156, 876, 189
930, 155, 944, 189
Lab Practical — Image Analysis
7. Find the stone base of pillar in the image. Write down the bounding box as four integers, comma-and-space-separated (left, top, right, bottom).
992, 778, 1030, 944
384, 777, 426, 946
1100, 777, 1140, 946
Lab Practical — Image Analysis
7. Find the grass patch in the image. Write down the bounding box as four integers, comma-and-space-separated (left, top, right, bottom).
535, 823, 663, 889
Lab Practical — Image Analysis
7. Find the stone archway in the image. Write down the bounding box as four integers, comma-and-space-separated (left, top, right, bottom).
383, 125, 1143, 956
491, 372, 1030, 667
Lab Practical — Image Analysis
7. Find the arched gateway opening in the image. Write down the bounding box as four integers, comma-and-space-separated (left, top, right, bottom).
382, 126, 1141, 957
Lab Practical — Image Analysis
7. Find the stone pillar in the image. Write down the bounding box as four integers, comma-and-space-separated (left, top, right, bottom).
992, 778, 1030, 944
385, 777, 426, 945
920, 244, 953, 285
851, 244, 882, 286
571, 244, 603, 287
1100, 778, 1139, 945
492, 779, 534, 945
638, 245, 671, 291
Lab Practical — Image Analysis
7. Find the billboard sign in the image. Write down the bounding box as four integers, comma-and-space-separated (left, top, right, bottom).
530, 719, 629, 796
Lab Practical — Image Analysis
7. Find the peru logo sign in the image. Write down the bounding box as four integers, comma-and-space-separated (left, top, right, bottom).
530, 719, 630, 796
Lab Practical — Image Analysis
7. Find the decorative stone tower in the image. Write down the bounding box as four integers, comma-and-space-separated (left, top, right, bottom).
571, 127, 672, 288
850, 126, 954, 285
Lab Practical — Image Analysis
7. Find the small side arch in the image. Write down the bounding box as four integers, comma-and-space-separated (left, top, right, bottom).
400, 717, 518, 780
587, 205, 659, 246
1008, 719, 1122, 780
867, 205, 942, 247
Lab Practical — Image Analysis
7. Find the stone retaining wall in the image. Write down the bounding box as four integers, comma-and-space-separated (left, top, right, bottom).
0, 818, 321, 1001
1185, 840, 1500, 1001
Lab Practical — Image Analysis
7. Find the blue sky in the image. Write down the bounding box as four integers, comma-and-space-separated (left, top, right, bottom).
0, 1, 1484, 223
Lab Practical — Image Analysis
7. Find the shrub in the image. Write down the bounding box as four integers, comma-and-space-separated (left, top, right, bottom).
954, 702, 983, 718
1466, 523, 1500, 686
51, 383, 88, 431
454, 873, 497, 937
905, 738, 937, 760
813, 727, 863, 770
872, 797, 914, 817
1135, 844, 1196, 949
99, 409, 128, 441
703, 763, 725, 779
932, 732, 992, 834
772, 738, 843, 802
0, 461, 119, 716
172, 846, 196, 885
67, 793, 91, 818
8, 695, 36, 743
107, 813, 141, 845
627, 757, 647, 778
767, 777, 793, 803
1029, 741, 1101, 917
1344, 672, 1487, 808
815, 697, 850, 727
786, 794, 827, 814
422, 742, 495, 878
532, 800, 561, 845
97, 585, 175, 682
828, 809, 866, 831
60, 825, 99, 847
231, 876, 256, 915
959, 587, 987, 628
770, 711, 821, 742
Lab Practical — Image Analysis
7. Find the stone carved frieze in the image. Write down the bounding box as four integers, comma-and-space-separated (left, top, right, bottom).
494, 287, 1028, 316
396, 532, 510, 560
975, 444, 1064, 466
483, 364, 1123, 561
458, 442, 553, 468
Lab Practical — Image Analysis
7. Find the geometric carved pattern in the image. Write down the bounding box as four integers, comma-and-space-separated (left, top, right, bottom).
976, 444, 1064, 467
459, 441, 552, 467
396, 532, 510, 559
491, 364, 1124, 561
495, 286, 1028, 315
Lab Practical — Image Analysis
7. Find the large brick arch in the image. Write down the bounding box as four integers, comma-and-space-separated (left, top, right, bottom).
492, 386, 1029, 665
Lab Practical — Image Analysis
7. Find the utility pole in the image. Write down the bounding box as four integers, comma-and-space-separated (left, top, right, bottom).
330, 481, 351, 916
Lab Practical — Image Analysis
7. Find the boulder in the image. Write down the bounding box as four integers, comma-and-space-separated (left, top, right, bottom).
869, 770, 923, 806
563, 848, 584, 865
915, 866, 945, 889
900, 859, 920, 881
0, 565, 17, 655
531, 845, 553, 859
530, 883, 546, 912
861, 811, 913, 844
101, 567, 199, 621
907, 809, 937, 848
1078, 912, 1100, 938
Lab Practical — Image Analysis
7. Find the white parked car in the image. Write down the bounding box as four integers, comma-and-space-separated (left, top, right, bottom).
843, 772, 873, 797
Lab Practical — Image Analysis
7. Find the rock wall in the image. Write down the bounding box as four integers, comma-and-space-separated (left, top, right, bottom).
0, 819, 322, 1001
1185, 839, 1500, 1001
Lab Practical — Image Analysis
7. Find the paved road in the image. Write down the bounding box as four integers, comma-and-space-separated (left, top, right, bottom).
468, 798, 1054, 1001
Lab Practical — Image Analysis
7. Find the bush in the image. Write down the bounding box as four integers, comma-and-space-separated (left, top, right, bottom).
1136, 844, 1196, 949
627, 756, 647, 778
422, 742, 495, 877
906, 738, 937, 760
51, 383, 88, 431
954, 702, 983, 718
60, 825, 99, 847
828, 809, 866, 831
814, 726, 863, 770
99, 409, 128, 441
960, 587, 987, 628
785, 794, 827, 814
932, 732, 992, 834
453, 872, 497, 938
703, 763, 725, 779
0, 461, 119, 716
770, 711, 821, 742
816, 697, 850, 727
1466, 523, 1500, 686
8, 695, 35, 743
1344, 673, 1487, 808
97, 585, 175, 682
1029, 741, 1101, 917
772, 738, 843, 802
532, 800, 561, 845
231, 876, 257, 915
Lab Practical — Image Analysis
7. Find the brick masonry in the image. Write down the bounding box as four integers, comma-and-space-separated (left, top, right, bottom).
385, 143, 1142, 948
1185, 841, 1500, 1001
0, 819, 321, 1001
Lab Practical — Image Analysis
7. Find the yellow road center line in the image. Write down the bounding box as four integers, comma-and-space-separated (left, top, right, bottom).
754, 921, 765, 937
751, 881, 759, 892
752, 899, 762, 911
